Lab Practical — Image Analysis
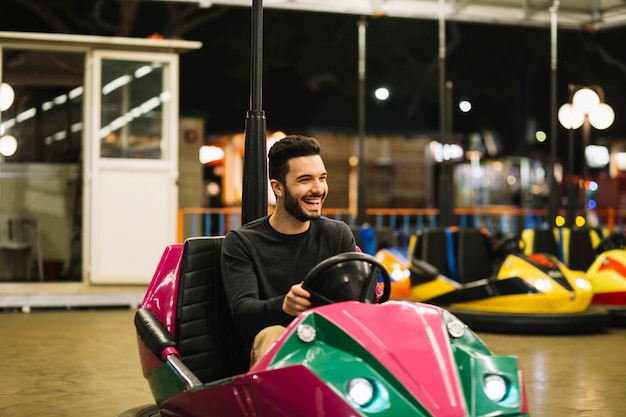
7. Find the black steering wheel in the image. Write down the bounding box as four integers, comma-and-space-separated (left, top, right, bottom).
494, 234, 524, 259
302, 252, 391, 307
595, 233, 626, 255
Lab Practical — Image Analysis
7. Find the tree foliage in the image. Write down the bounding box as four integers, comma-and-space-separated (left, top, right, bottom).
4, 0, 231, 38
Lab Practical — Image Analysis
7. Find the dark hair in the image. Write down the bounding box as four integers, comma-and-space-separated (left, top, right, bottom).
268, 135, 321, 184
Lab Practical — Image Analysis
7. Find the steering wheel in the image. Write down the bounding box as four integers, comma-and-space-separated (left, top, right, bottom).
494, 234, 524, 259
595, 233, 626, 255
302, 252, 391, 307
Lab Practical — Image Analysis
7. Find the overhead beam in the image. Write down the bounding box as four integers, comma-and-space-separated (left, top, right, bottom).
141, 0, 626, 30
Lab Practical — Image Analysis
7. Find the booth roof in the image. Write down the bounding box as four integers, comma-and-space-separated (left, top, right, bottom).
0, 31, 202, 53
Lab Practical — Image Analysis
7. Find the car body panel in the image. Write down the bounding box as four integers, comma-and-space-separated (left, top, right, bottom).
133, 238, 530, 417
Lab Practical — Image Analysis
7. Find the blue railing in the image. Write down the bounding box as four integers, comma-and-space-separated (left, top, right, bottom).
178, 206, 626, 242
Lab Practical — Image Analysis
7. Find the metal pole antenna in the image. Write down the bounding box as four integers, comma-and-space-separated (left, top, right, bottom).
548, 0, 559, 227
242, 0, 268, 225
566, 84, 576, 226
437, 0, 454, 226
357, 16, 367, 225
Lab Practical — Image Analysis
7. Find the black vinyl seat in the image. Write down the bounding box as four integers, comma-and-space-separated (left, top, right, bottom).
527, 228, 560, 257
456, 228, 494, 284
175, 236, 249, 383
413, 228, 450, 277
566, 229, 597, 272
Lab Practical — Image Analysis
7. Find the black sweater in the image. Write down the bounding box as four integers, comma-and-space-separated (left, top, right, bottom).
221, 215, 356, 345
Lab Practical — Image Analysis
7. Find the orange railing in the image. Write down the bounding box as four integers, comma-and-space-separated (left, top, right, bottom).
178, 206, 626, 242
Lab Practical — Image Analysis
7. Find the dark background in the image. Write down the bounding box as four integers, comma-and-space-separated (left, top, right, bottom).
2, 1, 626, 167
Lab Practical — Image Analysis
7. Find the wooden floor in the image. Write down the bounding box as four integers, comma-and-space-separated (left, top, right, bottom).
0, 308, 624, 417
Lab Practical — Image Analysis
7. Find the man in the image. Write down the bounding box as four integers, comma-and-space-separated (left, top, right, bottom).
221, 135, 356, 363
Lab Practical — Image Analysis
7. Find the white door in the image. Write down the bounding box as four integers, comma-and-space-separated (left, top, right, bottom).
85, 51, 179, 284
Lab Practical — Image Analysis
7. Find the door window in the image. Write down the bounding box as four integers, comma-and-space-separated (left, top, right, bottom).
99, 60, 169, 159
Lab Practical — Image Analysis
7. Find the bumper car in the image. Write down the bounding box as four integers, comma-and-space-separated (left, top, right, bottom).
397, 227, 609, 334
349, 224, 414, 299
522, 227, 626, 326
375, 246, 413, 300
119, 236, 530, 417
584, 231, 626, 325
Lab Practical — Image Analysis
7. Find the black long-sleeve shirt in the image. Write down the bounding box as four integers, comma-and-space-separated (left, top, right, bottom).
221, 215, 356, 346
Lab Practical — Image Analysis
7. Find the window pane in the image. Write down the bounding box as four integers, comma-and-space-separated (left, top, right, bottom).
1, 48, 83, 282
1, 49, 83, 163
100, 59, 167, 159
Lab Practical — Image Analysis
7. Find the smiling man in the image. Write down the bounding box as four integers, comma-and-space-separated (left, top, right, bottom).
221, 135, 356, 363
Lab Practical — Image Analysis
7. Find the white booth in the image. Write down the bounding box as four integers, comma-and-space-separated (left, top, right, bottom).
0, 32, 201, 295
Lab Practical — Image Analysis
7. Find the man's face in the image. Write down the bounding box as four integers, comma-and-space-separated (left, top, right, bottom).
281, 155, 328, 222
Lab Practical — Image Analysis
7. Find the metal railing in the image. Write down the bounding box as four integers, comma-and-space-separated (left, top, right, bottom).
178, 206, 626, 242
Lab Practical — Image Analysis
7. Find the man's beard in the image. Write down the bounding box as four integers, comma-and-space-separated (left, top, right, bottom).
284, 187, 324, 222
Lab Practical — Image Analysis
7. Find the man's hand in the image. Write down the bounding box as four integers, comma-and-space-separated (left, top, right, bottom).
282, 282, 311, 317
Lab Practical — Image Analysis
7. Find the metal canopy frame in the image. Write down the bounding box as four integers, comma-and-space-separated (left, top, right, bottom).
157, 0, 626, 30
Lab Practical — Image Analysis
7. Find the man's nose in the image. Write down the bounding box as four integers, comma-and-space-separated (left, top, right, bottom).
311, 179, 324, 193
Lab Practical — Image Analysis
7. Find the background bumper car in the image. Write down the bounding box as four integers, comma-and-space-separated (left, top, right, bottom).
381, 227, 609, 334
522, 227, 626, 326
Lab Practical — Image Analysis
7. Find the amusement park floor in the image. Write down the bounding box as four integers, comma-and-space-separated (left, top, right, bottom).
0, 308, 624, 417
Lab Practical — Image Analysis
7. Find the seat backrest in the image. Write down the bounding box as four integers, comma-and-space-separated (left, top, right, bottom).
521, 228, 560, 258
175, 236, 249, 383
412, 228, 450, 277
0, 213, 33, 247
374, 226, 402, 251
566, 229, 597, 272
351, 224, 376, 255
456, 228, 494, 283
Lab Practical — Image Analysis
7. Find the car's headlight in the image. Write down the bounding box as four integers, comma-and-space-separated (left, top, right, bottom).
296, 324, 317, 343
446, 318, 466, 338
347, 377, 375, 407
534, 278, 547, 291
483, 374, 508, 402
346, 377, 389, 411
575, 277, 590, 290
390, 266, 405, 281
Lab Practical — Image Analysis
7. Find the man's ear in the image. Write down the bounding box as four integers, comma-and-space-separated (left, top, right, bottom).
270, 179, 283, 197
